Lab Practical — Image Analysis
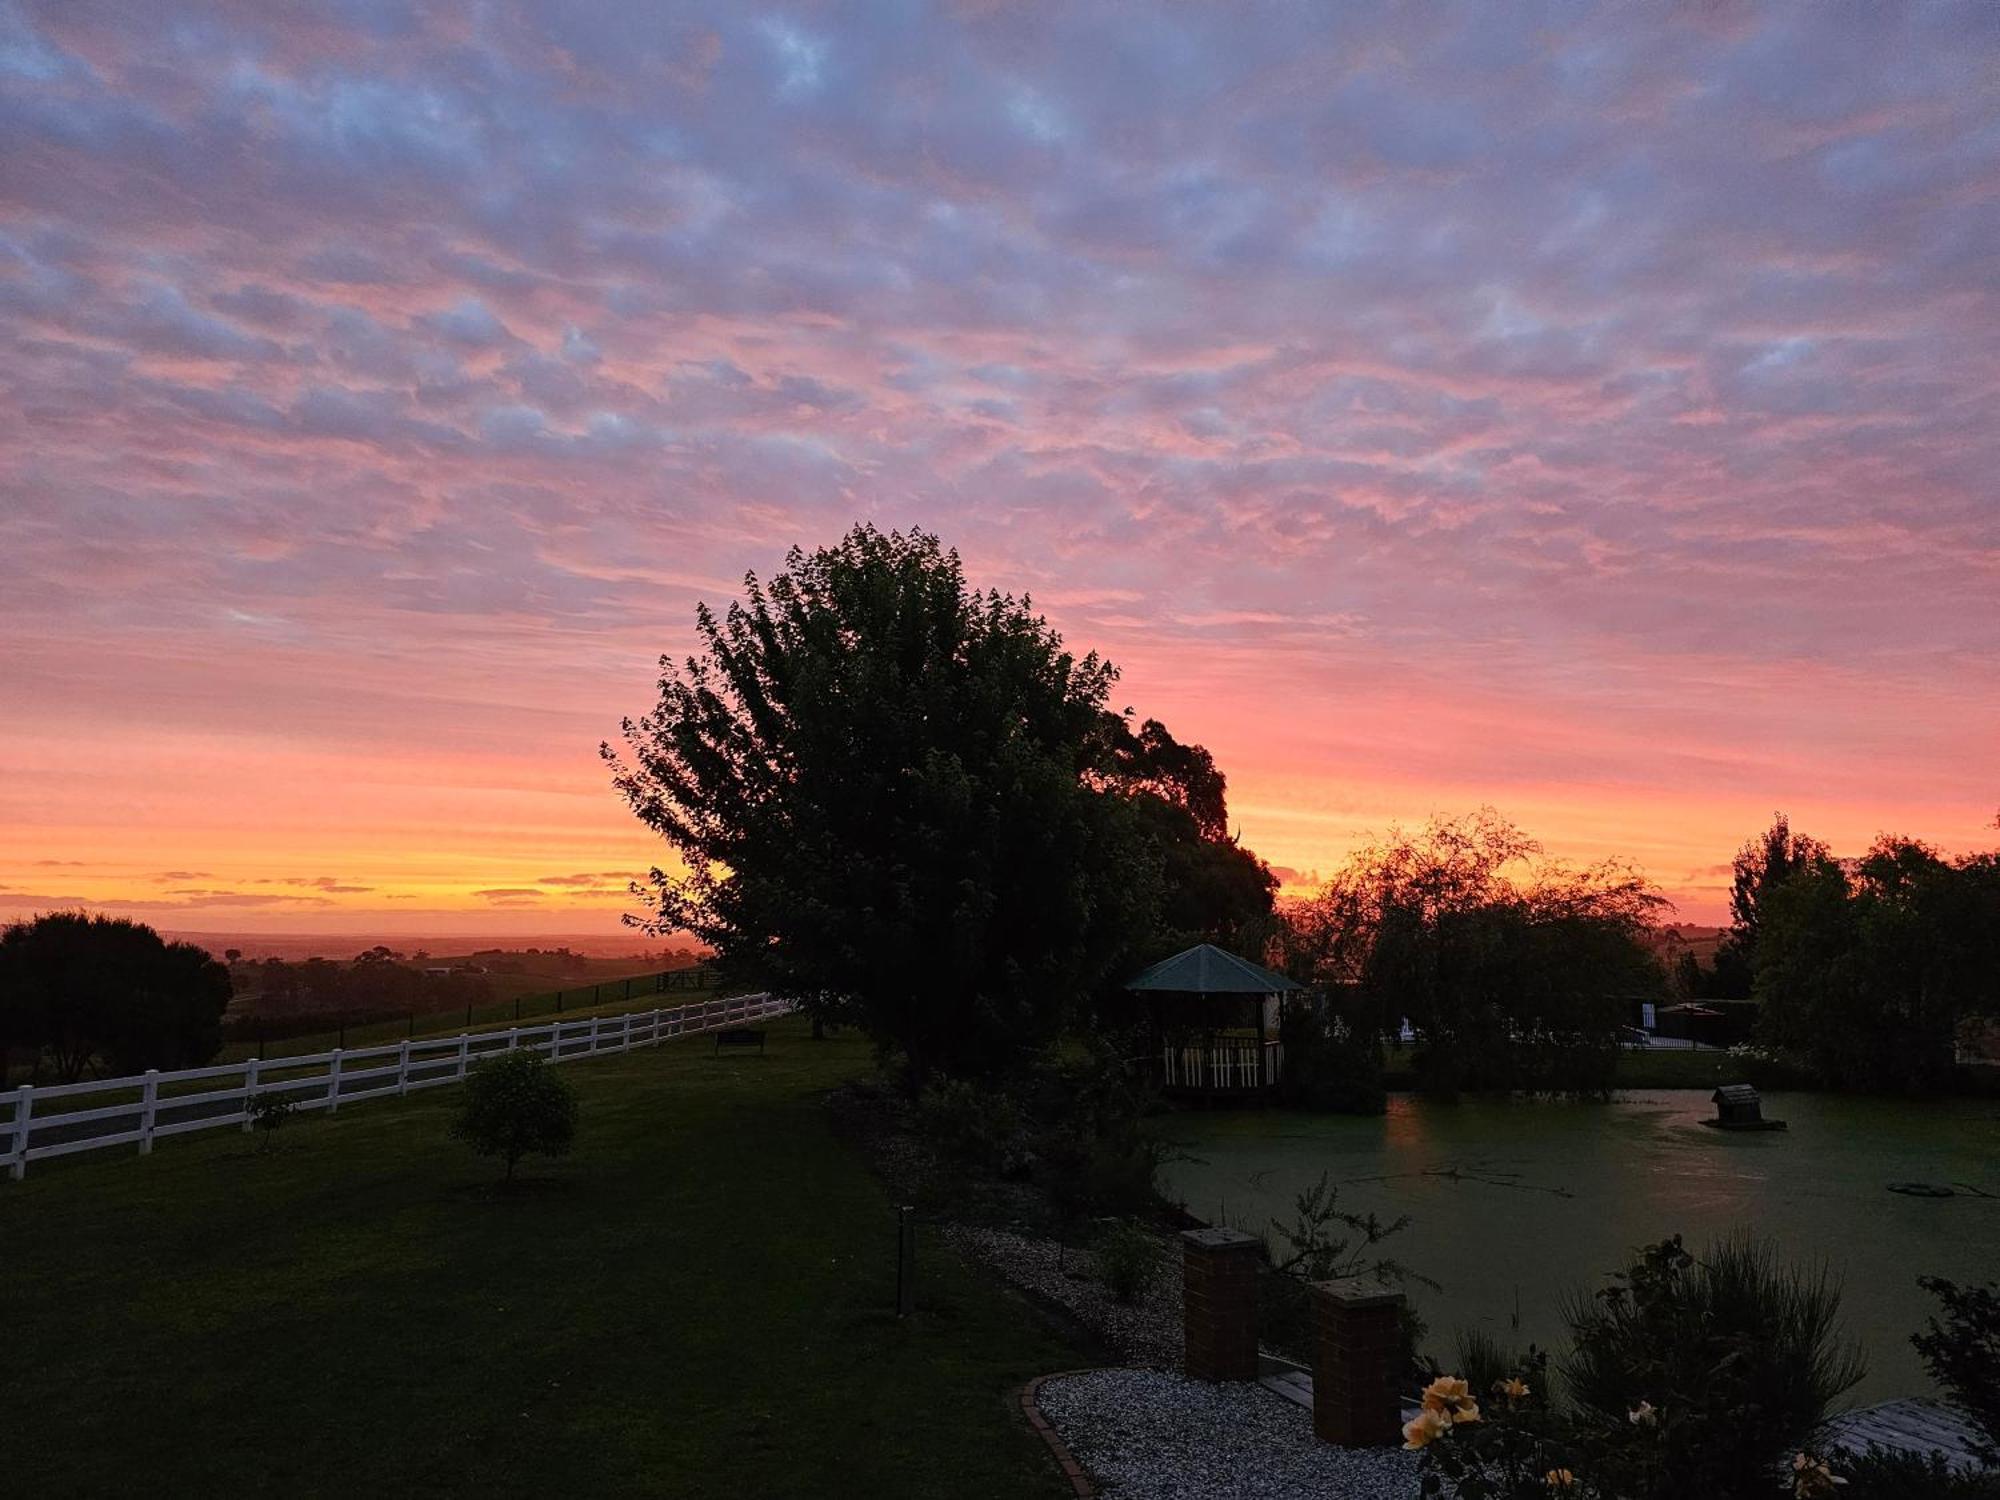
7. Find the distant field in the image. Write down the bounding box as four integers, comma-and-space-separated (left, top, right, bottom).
0, 1018, 1083, 1498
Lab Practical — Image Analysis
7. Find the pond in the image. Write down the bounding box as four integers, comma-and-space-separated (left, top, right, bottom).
1157, 1089, 2000, 1406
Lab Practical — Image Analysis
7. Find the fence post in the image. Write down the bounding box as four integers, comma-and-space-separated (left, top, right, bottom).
588, 1016, 600, 1055
242, 1058, 261, 1131
9, 1085, 31, 1180
620, 1013, 632, 1052
457, 1034, 470, 1079
507, 1027, 519, 1053
139, 1069, 159, 1155
327, 1050, 344, 1113
397, 1040, 411, 1098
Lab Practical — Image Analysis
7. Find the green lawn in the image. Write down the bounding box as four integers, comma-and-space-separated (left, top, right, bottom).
0, 1019, 1084, 1498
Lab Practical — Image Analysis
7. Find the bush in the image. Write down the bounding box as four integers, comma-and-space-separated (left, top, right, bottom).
1833, 1447, 2000, 1499
1093, 1221, 1164, 1305
452, 1048, 579, 1183
916, 1077, 1034, 1178
1260, 1169, 1433, 1389
1913, 1277, 2000, 1460
1558, 1235, 1864, 1499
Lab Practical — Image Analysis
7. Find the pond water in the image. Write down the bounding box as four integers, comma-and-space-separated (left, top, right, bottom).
1157, 1090, 2000, 1406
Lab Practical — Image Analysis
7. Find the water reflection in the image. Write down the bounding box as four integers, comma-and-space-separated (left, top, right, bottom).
1158, 1089, 2000, 1405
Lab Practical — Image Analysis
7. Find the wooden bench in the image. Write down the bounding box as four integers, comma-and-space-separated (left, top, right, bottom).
713, 1028, 767, 1056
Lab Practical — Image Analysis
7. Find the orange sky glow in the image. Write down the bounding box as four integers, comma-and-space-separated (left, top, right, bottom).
3, 5, 1996, 945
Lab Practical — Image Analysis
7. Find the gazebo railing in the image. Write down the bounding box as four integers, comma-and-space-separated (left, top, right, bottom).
1160, 1039, 1283, 1092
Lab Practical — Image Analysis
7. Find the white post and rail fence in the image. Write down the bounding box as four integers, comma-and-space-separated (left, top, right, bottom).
2, 991, 790, 1182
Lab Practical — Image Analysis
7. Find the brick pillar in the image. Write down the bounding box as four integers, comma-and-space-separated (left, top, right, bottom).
1312, 1277, 1407, 1447
1181, 1227, 1261, 1382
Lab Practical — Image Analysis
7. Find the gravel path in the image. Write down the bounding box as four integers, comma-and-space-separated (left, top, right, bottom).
1036, 1369, 1420, 1500
944, 1224, 1185, 1368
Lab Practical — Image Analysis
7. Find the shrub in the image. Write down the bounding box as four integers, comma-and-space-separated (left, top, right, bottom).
916, 1077, 1034, 1178
1913, 1277, 2000, 1460
452, 1048, 579, 1184
1558, 1235, 1864, 1499
1833, 1447, 2000, 1499
1261, 1169, 1434, 1388
1093, 1221, 1164, 1305
247, 1090, 294, 1152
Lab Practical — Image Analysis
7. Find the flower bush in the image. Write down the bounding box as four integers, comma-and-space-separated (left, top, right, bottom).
1409, 1235, 1868, 1499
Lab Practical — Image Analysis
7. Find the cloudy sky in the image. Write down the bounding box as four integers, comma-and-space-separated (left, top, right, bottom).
2, 1, 1995, 939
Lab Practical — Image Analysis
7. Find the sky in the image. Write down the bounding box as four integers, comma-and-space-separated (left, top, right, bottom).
1, 1, 1996, 942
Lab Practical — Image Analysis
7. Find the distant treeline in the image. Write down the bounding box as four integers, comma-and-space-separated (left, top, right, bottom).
238, 948, 494, 1022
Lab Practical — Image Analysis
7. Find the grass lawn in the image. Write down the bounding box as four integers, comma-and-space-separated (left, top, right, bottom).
0, 1019, 1085, 1498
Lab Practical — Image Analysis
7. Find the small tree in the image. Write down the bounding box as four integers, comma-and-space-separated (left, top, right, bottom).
452, 1049, 579, 1184
247, 1090, 294, 1153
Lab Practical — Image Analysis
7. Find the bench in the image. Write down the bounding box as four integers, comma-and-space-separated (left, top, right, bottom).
713, 1028, 767, 1056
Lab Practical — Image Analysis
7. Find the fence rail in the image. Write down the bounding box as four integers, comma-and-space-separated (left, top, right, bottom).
2, 992, 788, 1181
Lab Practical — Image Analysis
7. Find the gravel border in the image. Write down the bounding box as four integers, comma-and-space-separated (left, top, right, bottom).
944, 1223, 1185, 1369
1035, 1368, 1420, 1500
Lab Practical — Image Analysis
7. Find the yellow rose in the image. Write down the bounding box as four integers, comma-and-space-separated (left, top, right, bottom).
1421, 1374, 1481, 1422
1791, 1453, 1847, 1497
1497, 1376, 1531, 1402
1545, 1470, 1576, 1491
1402, 1408, 1450, 1450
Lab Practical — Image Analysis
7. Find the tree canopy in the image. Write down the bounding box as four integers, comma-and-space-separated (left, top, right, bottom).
1288, 810, 1666, 1094
1754, 830, 2000, 1091
606, 524, 1169, 1081
0, 912, 231, 1081
1093, 715, 1276, 953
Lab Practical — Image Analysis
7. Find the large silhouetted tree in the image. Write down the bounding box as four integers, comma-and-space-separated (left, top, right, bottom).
0, 912, 231, 1081
605, 525, 1162, 1082
1755, 833, 2000, 1091
1717, 812, 1837, 984
1095, 715, 1277, 952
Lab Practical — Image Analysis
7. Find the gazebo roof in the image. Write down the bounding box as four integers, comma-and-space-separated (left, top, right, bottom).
1123, 942, 1302, 995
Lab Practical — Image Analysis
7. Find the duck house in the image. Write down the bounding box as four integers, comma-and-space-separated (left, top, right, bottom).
1703, 1083, 1787, 1131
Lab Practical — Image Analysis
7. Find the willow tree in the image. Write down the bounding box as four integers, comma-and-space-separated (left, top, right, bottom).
604, 525, 1159, 1082
1291, 810, 1667, 1095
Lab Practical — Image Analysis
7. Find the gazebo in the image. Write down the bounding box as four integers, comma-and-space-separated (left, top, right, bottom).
1124, 942, 1302, 1096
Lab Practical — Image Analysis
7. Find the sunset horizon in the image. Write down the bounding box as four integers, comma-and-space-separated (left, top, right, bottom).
4, 4, 1995, 941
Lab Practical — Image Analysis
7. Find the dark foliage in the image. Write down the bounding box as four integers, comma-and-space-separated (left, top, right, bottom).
452, 1048, 579, 1183
0, 912, 230, 1080
1833, 1446, 2000, 1498
1753, 828, 2000, 1092
1913, 1277, 2000, 1459
1290, 810, 1665, 1096
1273, 992, 1386, 1114
1094, 715, 1277, 953
1558, 1235, 1863, 1499
606, 525, 1164, 1084
1092, 1220, 1164, 1305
